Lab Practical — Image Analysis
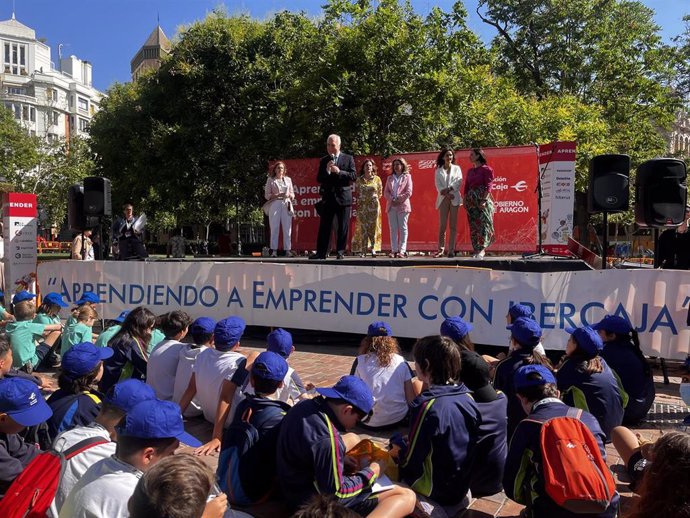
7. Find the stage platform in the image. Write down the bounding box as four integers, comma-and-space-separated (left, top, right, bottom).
155, 253, 592, 272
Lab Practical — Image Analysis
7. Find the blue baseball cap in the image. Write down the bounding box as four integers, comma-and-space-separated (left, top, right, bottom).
591, 315, 632, 335
507, 317, 543, 349
514, 365, 556, 390
117, 399, 202, 447
189, 317, 215, 336
0, 378, 52, 427
508, 304, 534, 321
104, 379, 155, 413
440, 316, 473, 342
214, 316, 246, 350
113, 310, 130, 324
252, 351, 288, 382
62, 342, 114, 379
317, 375, 374, 415
566, 326, 603, 359
0, 290, 3, 298
367, 321, 392, 337
43, 292, 69, 308
12, 291, 36, 304
267, 328, 293, 358
75, 292, 103, 305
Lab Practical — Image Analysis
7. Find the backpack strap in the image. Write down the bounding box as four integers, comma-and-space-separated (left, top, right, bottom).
62, 436, 110, 460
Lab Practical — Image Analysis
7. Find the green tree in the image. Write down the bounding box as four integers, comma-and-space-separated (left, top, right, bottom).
0, 107, 38, 188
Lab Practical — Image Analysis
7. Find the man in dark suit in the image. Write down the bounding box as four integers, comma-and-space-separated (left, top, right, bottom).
310, 134, 357, 260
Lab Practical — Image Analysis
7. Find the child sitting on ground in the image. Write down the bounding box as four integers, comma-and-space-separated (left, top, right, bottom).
61, 305, 99, 355
351, 321, 421, 429
440, 315, 475, 351
146, 310, 192, 401
173, 316, 214, 417
65, 292, 102, 327
94, 310, 129, 348
610, 425, 658, 494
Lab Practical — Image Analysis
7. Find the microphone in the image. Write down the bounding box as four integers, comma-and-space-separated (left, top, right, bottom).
331, 154, 337, 162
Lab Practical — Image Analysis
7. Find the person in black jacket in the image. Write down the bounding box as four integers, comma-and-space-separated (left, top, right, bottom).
655, 204, 690, 269
310, 134, 357, 260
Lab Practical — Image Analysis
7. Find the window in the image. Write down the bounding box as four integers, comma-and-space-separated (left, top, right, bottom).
7, 86, 24, 95
21, 105, 28, 120
78, 117, 89, 132
47, 88, 58, 102
3, 42, 28, 75
13, 104, 20, 119
30, 107, 35, 122
51, 111, 59, 125
77, 97, 88, 111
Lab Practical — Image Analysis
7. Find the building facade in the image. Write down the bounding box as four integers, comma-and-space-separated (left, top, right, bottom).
0, 15, 103, 141
130, 25, 171, 81
669, 111, 690, 158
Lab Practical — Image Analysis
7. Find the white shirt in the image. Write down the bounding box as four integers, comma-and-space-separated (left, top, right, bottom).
173, 345, 206, 417
58, 455, 142, 518
230, 366, 301, 422
355, 353, 412, 427
193, 348, 245, 425
147, 339, 186, 401
49, 423, 116, 517
434, 164, 463, 209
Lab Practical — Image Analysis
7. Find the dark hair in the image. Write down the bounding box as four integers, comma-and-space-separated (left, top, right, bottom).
436, 148, 455, 167
561, 342, 604, 375
36, 301, 60, 316
293, 495, 360, 518
358, 335, 399, 368
0, 335, 10, 358
189, 331, 213, 347
123, 203, 133, 210
391, 157, 410, 174
98, 402, 126, 424
160, 311, 192, 339
111, 306, 156, 346
515, 381, 559, 402
250, 373, 282, 396
58, 363, 103, 394
522, 350, 554, 369
116, 435, 178, 459
628, 431, 690, 518
128, 453, 214, 518
606, 329, 651, 377
413, 335, 462, 385
270, 161, 287, 178
472, 147, 487, 165
358, 159, 378, 177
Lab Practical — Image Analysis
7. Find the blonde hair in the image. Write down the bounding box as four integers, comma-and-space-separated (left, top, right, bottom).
13, 300, 36, 321
77, 305, 98, 323
358, 335, 400, 368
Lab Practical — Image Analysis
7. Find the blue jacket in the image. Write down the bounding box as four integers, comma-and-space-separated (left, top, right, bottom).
503, 400, 619, 518
493, 350, 532, 438
0, 433, 40, 498
399, 384, 481, 505
99, 335, 149, 392
46, 389, 102, 442
601, 339, 654, 424
471, 392, 508, 496
276, 397, 378, 510
556, 358, 624, 441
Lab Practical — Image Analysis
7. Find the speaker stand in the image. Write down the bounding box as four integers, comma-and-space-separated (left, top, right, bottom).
602, 212, 609, 270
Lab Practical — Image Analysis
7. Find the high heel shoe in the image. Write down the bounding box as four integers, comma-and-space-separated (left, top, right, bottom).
433, 250, 445, 258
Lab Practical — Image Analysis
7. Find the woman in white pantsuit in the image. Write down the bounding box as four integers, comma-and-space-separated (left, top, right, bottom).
434, 148, 463, 258
264, 161, 296, 257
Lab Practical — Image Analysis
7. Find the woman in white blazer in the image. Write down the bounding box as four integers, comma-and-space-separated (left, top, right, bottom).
434, 148, 463, 257
264, 161, 296, 257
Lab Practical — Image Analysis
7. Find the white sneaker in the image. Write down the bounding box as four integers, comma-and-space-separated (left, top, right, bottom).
477, 249, 485, 258
270, 251, 277, 258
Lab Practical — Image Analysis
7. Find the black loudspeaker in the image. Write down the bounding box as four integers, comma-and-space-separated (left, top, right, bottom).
83, 176, 112, 217
635, 158, 688, 227
588, 154, 630, 213
67, 184, 85, 231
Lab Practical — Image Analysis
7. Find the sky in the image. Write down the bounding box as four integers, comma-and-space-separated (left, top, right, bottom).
5, 0, 690, 92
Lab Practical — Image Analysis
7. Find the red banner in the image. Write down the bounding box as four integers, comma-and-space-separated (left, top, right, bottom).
279, 145, 541, 253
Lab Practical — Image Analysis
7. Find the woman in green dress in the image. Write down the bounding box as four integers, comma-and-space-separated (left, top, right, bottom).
353, 159, 383, 257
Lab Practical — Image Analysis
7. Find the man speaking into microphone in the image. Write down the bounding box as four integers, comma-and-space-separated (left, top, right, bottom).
310, 134, 357, 260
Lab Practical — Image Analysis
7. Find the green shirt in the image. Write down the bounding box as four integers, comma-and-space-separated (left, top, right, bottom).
62, 322, 93, 355
65, 315, 77, 328
6, 321, 46, 368
95, 325, 121, 348
33, 313, 61, 325
149, 328, 166, 353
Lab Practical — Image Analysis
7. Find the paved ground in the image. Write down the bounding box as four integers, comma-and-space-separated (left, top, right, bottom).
40, 340, 689, 518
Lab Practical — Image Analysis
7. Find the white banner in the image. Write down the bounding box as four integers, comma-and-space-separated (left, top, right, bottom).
3, 193, 38, 294
540, 142, 576, 255
37, 260, 690, 359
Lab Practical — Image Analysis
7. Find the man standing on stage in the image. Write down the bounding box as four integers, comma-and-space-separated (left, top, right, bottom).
114, 203, 148, 260
310, 134, 357, 260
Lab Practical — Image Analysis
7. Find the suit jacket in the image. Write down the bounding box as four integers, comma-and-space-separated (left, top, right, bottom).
317, 153, 357, 207
384, 173, 413, 214
434, 164, 463, 209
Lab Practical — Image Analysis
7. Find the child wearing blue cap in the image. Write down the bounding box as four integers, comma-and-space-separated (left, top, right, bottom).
100, 307, 157, 393
147, 311, 192, 402
65, 291, 103, 328
6, 294, 62, 373
94, 310, 129, 348
50, 379, 156, 514
217, 351, 292, 505
593, 315, 655, 424
0, 377, 53, 497
46, 342, 114, 442
172, 316, 214, 418
277, 375, 416, 517
392, 335, 481, 516
350, 321, 421, 429
59, 398, 200, 518
34, 292, 68, 326
506, 304, 546, 356
556, 326, 625, 441
440, 315, 475, 351
61, 305, 99, 355
494, 317, 553, 437
503, 365, 619, 518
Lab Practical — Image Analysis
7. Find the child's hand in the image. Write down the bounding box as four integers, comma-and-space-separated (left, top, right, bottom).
305, 382, 316, 391
201, 493, 227, 518
388, 444, 401, 460
344, 455, 359, 474
194, 438, 221, 456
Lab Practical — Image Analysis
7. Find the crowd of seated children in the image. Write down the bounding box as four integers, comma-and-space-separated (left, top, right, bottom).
505, 304, 546, 356
66, 292, 102, 328
440, 315, 475, 351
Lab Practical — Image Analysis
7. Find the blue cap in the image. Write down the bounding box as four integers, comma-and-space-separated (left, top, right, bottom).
514, 365, 556, 390
12, 291, 36, 304
214, 316, 246, 350
113, 310, 130, 324
591, 315, 632, 335
62, 342, 114, 379
104, 379, 155, 413
0, 378, 52, 427
75, 292, 103, 305
267, 328, 293, 358
43, 292, 69, 308
252, 351, 288, 381
117, 399, 202, 447
317, 375, 374, 415
367, 321, 392, 337
0, 290, 3, 298
507, 317, 543, 349
189, 317, 215, 336
565, 326, 603, 359
440, 316, 473, 342
508, 304, 534, 321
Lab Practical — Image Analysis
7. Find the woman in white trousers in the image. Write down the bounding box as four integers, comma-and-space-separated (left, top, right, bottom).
264, 161, 296, 257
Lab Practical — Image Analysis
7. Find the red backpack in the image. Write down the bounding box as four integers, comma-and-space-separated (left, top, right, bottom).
0, 436, 108, 518
528, 407, 616, 514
